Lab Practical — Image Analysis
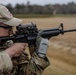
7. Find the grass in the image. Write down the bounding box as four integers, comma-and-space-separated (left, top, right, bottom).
13, 14, 76, 18
13, 14, 53, 18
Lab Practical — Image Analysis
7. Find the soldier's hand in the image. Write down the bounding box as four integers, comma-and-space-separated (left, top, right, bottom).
5, 43, 26, 58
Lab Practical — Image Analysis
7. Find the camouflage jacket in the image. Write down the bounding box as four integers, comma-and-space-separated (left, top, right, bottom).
0, 41, 50, 75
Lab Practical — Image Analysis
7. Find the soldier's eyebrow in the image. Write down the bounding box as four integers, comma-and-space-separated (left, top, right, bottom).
0, 17, 6, 19
0, 25, 12, 29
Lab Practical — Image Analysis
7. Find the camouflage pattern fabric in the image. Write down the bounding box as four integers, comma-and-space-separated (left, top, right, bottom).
0, 41, 50, 75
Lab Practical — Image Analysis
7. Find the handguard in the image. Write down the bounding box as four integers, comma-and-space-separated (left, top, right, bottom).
36, 30, 49, 58
36, 38, 49, 58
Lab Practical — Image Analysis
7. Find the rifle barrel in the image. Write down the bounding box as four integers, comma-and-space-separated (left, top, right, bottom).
64, 29, 76, 33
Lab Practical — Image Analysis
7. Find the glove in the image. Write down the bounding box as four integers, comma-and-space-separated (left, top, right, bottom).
36, 30, 49, 58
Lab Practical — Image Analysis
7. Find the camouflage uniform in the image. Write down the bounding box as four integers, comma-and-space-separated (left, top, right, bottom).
0, 41, 50, 75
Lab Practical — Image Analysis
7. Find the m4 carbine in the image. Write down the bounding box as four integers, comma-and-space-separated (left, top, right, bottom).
0, 23, 76, 55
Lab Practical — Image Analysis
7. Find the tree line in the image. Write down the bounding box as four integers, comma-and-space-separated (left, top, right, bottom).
6, 2, 76, 15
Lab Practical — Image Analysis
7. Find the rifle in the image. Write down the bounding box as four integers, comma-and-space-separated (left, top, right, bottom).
0, 23, 76, 55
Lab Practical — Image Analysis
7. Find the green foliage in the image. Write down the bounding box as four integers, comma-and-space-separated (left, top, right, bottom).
13, 14, 54, 18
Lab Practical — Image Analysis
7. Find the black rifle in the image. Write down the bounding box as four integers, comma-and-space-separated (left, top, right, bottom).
0, 23, 76, 55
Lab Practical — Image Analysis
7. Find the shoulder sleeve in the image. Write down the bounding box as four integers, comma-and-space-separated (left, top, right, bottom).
26, 52, 50, 75
0, 51, 13, 73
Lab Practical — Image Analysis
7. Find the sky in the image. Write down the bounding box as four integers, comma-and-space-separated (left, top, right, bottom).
0, 0, 76, 6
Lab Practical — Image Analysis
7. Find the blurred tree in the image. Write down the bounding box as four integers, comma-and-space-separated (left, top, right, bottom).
7, 2, 76, 15
14, 4, 21, 14
67, 2, 76, 14
26, 0, 30, 6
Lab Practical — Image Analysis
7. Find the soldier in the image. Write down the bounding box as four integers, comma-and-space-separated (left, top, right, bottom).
0, 4, 50, 75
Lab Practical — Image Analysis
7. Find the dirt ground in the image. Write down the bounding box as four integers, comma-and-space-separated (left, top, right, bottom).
22, 17, 76, 75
